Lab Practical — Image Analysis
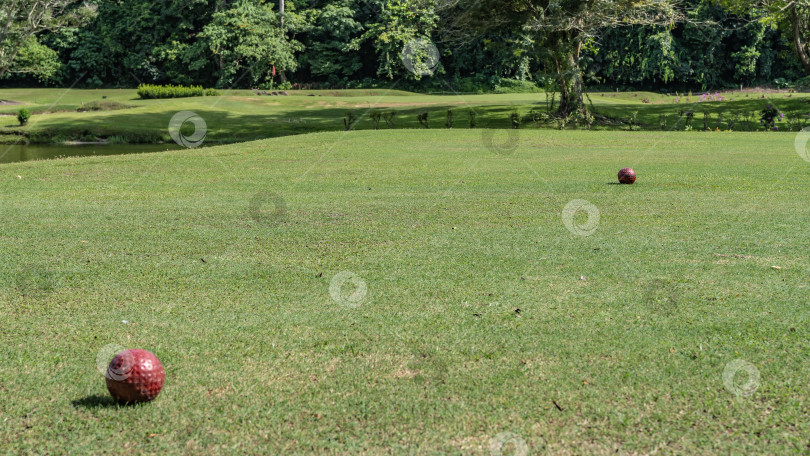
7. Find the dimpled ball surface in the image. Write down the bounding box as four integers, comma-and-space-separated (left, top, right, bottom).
618, 167, 637, 184
106, 349, 165, 404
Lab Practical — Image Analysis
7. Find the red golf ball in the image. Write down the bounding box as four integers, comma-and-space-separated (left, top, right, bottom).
106, 349, 165, 404
618, 167, 637, 184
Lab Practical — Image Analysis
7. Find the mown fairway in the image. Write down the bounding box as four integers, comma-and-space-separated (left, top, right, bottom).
1, 130, 809, 454
3, 88, 809, 146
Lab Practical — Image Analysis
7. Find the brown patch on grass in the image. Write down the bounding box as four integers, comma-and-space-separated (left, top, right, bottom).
715, 253, 754, 259
392, 368, 420, 379
448, 435, 489, 454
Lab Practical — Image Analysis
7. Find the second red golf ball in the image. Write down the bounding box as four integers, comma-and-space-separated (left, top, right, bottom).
618, 167, 637, 184
106, 349, 165, 404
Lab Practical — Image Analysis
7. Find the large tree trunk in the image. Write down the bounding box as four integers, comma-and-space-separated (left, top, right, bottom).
790, 4, 810, 74
553, 36, 586, 116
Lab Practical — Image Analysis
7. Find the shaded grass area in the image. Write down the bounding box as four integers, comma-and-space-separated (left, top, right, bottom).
0, 130, 808, 453
1, 89, 810, 145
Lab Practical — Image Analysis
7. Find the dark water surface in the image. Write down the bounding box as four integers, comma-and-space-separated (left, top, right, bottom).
0, 143, 183, 165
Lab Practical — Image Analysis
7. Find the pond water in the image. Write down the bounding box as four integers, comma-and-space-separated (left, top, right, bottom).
0, 143, 184, 165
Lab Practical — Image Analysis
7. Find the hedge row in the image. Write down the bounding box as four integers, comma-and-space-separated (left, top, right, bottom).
137, 84, 220, 99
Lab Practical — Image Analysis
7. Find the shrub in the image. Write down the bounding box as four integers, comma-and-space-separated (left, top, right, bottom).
684, 111, 694, 129
509, 110, 521, 129
526, 108, 546, 123
344, 111, 355, 131
493, 79, 543, 94
417, 111, 429, 128
17, 108, 31, 126
383, 111, 396, 128
137, 84, 221, 99
727, 111, 742, 131
760, 104, 782, 130
369, 111, 382, 130
627, 111, 639, 131
795, 76, 810, 88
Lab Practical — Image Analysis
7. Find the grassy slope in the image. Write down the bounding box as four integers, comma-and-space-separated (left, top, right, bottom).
2, 89, 809, 145
1, 130, 808, 454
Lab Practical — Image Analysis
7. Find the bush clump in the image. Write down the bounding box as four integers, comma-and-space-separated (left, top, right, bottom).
17, 108, 31, 126
493, 79, 543, 94
137, 84, 221, 99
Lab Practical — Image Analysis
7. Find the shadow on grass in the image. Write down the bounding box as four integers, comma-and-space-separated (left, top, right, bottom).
72, 394, 124, 409
19, 92, 810, 145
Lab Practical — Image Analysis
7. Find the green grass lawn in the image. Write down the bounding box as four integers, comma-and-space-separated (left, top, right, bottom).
2, 88, 810, 145
1, 130, 809, 453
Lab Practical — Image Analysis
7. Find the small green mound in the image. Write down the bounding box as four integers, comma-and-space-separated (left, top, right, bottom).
76, 100, 133, 112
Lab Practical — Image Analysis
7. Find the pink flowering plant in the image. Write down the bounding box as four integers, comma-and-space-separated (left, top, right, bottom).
698, 92, 727, 103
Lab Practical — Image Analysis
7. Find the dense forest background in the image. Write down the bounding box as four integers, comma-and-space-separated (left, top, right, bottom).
2, 0, 807, 92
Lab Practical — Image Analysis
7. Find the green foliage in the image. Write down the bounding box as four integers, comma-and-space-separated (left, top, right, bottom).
760, 104, 781, 129
659, 114, 669, 130
509, 110, 521, 129
585, 0, 802, 90
344, 111, 356, 131
685, 111, 695, 129
297, 2, 364, 83
0, 0, 93, 78
352, 0, 440, 80
76, 101, 132, 112
493, 79, 542, 94
417, 111, 429, 128
17, 108, 31, 126
201, 1, 301, 88
137, 84, 219, 99
627, 111, 640, 131
3, 36, 61, 82
383, 111, 396, 128
369, 111, 382, 130
12, 0, 810, 92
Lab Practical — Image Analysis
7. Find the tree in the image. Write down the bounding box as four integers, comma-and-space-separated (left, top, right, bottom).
441, 0, 681, 115
719, 0, 810, 75
354, 0, 440, 80
201, 0, 301, 88
5, 35, 60, 81
0, 0, 93, 78
296, 0, 365, 83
